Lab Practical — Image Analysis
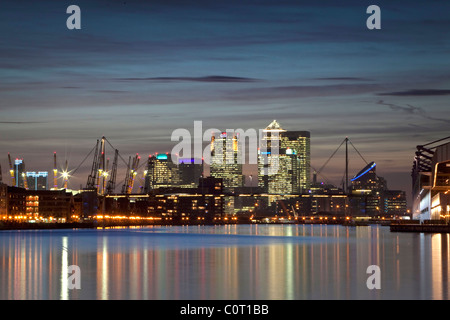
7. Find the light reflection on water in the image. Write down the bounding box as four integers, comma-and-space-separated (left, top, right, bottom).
0, 224, 449, 300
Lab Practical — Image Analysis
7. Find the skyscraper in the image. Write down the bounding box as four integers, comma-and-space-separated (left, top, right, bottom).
258, 120, 310, 195
144, 153, 180, 192
210, 131, 244, 191
14, 159, 25, 188
178, 158, 203, 187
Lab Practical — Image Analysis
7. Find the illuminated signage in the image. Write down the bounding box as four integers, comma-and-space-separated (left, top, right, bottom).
156, 154, 168, 160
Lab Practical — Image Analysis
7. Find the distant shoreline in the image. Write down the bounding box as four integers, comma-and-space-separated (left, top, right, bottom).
0, 219, 392, 231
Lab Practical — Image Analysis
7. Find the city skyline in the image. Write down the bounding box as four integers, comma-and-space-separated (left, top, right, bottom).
1, 0, 450, 202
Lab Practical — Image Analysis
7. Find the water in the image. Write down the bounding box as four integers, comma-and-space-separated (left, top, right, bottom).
0, 224, 448, 300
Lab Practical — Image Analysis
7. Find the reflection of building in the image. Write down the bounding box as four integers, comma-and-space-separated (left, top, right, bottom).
412, 138, 450, 220
258, 120, 310, 196
26, 171, 48, 190
210, 131, 244, 191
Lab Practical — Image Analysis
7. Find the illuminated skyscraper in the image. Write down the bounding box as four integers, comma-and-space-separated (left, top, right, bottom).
144, 154, 180, 192
210, 131, 244, 191
258, 120, 310, 195
14, 159, 25, 188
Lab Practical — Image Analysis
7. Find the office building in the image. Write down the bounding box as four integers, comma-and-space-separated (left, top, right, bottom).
258, 120, 311, 195
144, 153, 180, 192
210, 131, 244, 191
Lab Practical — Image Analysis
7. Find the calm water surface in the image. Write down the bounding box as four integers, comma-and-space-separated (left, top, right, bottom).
0, 224, 449, 300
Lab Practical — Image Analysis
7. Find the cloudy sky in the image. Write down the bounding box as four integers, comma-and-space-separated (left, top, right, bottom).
1, 0, 449, 200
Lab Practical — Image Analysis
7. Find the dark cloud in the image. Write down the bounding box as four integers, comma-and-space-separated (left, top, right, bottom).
378, 89, 450, 96
228, 84, 381, 101
312, 77, 372, 81
0, 121, 48, 124
377, 100, 450, 124
114, 76, 260, 83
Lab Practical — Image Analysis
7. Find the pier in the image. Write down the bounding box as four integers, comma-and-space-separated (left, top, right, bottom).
390, 220, 450, 233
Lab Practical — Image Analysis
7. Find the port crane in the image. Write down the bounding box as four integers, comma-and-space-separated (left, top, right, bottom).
105, 149, 118, 195
85, 136, 120, 195
122, 153, 140, 194
63, 160, 69, 189
52, 152, 58, 190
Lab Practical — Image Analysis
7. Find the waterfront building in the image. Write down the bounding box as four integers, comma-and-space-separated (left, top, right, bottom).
0, 183, 7, 217
210, 131, 244, 191
148, 177, 225, 222
258, 120, 311, 196
384, 190, 407, 217
412, 137, 450, 220
349, 162, 407, 217
3, 187, 74, 221
25, 189, 73, 221
6, 186, 26, 216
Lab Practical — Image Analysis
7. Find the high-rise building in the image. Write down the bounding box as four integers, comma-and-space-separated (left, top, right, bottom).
210, 131, 244, 191
178, 158, 203, 187
349, 161, 408, 217
26, 172, 48, 190
350, 162, 386, 192
258, 120, 311, 195
144, 153, 180, 192
14, 159, 25, 188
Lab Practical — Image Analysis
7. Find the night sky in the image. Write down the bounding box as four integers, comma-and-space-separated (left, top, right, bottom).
1, 0, 449, 201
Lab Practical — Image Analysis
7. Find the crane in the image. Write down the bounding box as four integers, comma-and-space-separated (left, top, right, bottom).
8, 153, 15, 186
105, 149, 118, 195
277, 199, 294, 219
101, 158, 109, 195
95, 137, 106, 194
128, 154, 140, 194
53, 152, 58, 190
86, 139, 102, 192
63, 160, 69, 189
122, 153, 140, 194
291, 205, 298, 219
